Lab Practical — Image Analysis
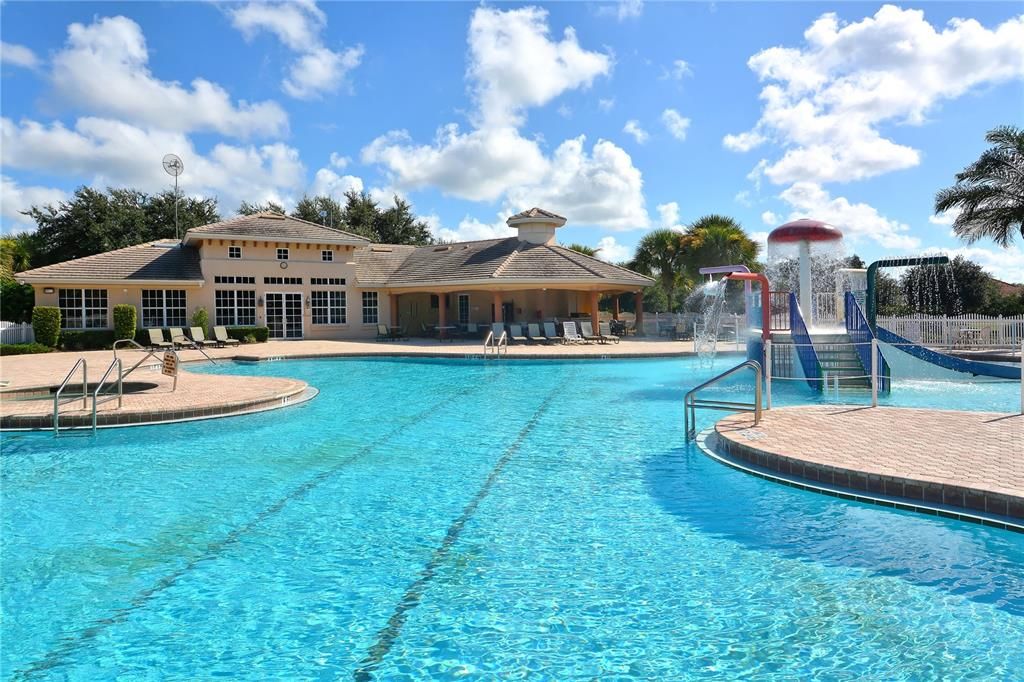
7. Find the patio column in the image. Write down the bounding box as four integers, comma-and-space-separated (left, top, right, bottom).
493, 291, 503, 323
437, 292, 447, 338
389, 294, 399, 328
613, 295, 620, 321
635, 291, 644, 336
589, 290, 600, 332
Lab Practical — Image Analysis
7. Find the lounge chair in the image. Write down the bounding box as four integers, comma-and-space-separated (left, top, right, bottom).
213, 326, 240, 347
189, 327, 216, 348
562, 321, 584, 344
579, 320, 602, 343
146, 328, 173, 350
543, 321, 561, 344
376, 324, 393, 342
466, 322, 480, 338
491, 322, 506, 340
527, 323, 550, 344
169, 327, 194, 349
508, 324, 528, 344
599, 321, 621, 344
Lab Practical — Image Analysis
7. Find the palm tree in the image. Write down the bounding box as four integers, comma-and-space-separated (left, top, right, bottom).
631, 229, 690, 311
564, 243, 600, 257
935, 125, 1024, 248
683, 214, 760, 279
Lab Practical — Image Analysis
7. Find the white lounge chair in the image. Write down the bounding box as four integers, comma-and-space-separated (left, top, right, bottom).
562, 321, 584, 344
189, 327, 216, 348
146, 328, 173, 350
169, 327, 194, 349
213, 326, 240, 347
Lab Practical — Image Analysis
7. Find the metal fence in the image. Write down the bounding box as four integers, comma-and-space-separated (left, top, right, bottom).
877, 314, 1024, 347
0, 321, 34, 344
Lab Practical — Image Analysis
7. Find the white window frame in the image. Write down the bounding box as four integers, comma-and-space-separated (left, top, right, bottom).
311, 290, 346, 325
228, 246, 241, 259
141, 289, 187, 328
321, 249, 333, 262
277, 248, 289, 261
362, 291, 379, 324
58, 288, 108, 329
214, 290, 256, 327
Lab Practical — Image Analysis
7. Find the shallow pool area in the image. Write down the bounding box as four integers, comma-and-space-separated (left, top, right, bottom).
3, 357, 1023, 679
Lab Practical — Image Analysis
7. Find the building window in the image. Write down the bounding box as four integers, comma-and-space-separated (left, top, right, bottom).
321, 249, 333, 262
458, 294, 470, 324
214, 275, 255, 284
141, 290, 187, 327
276, 248, 289, 260
362, 291, 378, 324
58, 288, 108, 329
215, 290, 256, 326
263, 277, 302, 285
311, 290, 346, 325
228, 246, 241, 259
310, 277, 344, 286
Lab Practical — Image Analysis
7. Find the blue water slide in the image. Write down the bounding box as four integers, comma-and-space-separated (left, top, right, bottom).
789, 292, 822, 392
875, 326, 1020, 380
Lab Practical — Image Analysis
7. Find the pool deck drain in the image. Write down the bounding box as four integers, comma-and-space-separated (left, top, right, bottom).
711, 406, 1024, 525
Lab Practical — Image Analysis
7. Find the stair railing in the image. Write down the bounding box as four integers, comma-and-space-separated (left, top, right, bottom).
91, 357, 123, 432
845, 292, 890, 393
483, 330, 507, 356
684, 360, 762, 442
789, 292, 823, 392
53, 358, 87, 434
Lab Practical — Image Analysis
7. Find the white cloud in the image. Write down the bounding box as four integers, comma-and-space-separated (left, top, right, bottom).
328, 153, 350, 169
928, 206, 962, 225
657, 201, 684, 232
750, 231, 770, 254
431, 213, 515, 243
468, 6, 611, 128
761, 210, 778, 225
595, 235, 632, 262
725, 6, 1024, 184
661, 109, 690, 141
623, 119, 649, 144
309, 168, 363, 199
229, 1, 363, 100
557, 104, 573, 119
50, 16, 287, 138
598, 0, 644, 22
734, 190, 753, 207
1, 42, 39, 69
367, 186, 403, 209
598, 98, 616, 112
1, 176, 67, 232
920, 245, 1024, 283
778, 181, 920, 250
665, 59, 692, 80
1, 117, 306, 214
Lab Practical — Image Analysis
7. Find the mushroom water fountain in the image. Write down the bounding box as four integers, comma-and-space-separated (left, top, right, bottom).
767, 218, 844, 326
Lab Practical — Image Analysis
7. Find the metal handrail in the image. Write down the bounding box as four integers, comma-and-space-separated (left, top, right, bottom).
482, 330, 508, 356
92, 357, 123, 432
53, 358, 87, 434
684, 360, 762, 442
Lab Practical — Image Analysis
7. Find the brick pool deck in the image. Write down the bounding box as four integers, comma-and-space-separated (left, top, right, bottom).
713, 407, 1024, 524
0, 338, 706, 430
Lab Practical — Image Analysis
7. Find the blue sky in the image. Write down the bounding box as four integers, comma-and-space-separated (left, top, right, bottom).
2, 1, 1022, 280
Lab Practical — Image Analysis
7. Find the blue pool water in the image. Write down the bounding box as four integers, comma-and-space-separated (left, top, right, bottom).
2, 357, 1022, 680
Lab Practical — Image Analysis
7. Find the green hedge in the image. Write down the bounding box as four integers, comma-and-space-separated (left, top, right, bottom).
31, 306, 61, 347
191, 308, 210, 337
113, 304, 137, 341
224, 326, 269, 343
0, 342, 54, 356
59, 329, 116, 351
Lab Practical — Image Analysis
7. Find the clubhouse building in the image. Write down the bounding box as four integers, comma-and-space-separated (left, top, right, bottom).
19, 208, 653, 340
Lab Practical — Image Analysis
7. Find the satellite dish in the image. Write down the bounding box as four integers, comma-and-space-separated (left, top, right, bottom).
162, 153, 184, 177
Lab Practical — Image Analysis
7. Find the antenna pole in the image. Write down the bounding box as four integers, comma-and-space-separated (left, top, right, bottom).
174, 174, 179, 240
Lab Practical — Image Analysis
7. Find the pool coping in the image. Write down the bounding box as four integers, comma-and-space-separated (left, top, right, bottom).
695, 428, 1024, 534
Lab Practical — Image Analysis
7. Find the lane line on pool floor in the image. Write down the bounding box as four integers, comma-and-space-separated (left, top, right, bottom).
13, 380, 492, 681
353, 388, 560, 681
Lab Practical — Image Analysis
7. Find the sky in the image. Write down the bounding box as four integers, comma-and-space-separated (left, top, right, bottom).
1, 1, 1023, 281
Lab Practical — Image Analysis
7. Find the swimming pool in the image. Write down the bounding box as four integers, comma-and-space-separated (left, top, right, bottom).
2, 357, 1022, 679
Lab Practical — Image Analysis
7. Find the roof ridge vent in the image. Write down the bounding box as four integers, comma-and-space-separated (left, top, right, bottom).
371, 246, 393, 253
256, 212, 286, 220
433, 245, 452, 252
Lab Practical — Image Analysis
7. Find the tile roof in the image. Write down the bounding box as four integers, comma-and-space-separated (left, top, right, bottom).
185, 212, 370, 244
18, 240, 202, 282
353, 245, 417, 286
507, 207, 566, 222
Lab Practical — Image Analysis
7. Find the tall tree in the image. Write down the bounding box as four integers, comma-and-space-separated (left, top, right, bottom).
238, 200, 285, 216
899, 256, 989, 315
291, 195, 344, 229
682, 214, 760, 279
935, 125, 1024, 247
339, 190, 381, 240
376, 196, 433, 245
631, 229, 690, 312
25, 187, 221, 267
565, 243, 600, 257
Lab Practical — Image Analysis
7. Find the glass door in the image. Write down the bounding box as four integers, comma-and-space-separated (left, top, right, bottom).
266, 293, 284, 339
284, 293, 303, 339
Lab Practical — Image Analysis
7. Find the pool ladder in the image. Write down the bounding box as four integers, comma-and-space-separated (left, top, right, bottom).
483, 330, 507, 357
52, 356, 124, 435
684, 360, 763, 442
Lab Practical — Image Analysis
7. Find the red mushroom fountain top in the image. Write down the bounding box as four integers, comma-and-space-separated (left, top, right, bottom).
767, 218, 843, 244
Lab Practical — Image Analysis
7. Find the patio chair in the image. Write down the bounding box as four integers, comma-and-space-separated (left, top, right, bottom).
213, 326, 240, 347
146, 328, 173, 350
169, 327, 195, 349
508, 324, 528, 344
376, 324, 392, 342
491, 322, 506, 339
392, 325, 409, 341
579, 320, 602, 343
562, 321, 584, 344
543, 321, 561, 344
466, 322, 480, 338
189, 327, 216, 348
527, 323, 550, 344
598, 321, 621, 344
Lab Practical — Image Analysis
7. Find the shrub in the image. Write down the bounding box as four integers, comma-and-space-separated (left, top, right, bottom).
0, 281, 34, 323
59, 329, 116, 351
243, 334, 257, 344
113, 304, 137, 341
224, 326, 269, 343
0, 342, 54, 356
31, 306, 61, 347
191, 307, 210, 336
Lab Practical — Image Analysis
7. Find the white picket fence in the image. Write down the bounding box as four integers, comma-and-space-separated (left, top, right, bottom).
877, 314, 1024, 347
0, 321, 35, 344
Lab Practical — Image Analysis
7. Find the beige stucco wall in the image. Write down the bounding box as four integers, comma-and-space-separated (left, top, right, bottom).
391, 288, 591, 333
